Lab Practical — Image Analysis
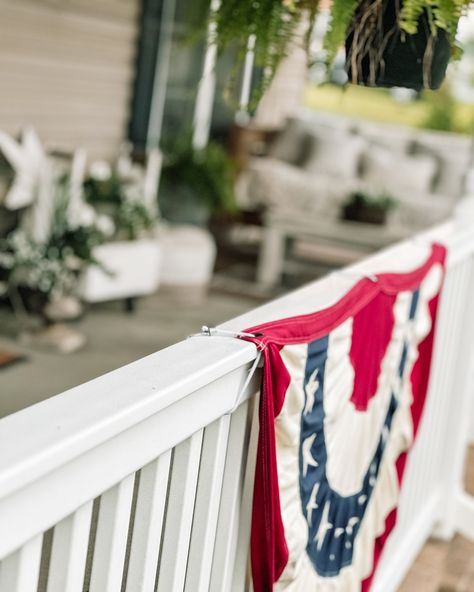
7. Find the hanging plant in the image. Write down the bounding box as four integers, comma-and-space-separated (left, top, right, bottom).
211, 0, 320, 106
211, 0, 471, 101
335, 0, 470, 89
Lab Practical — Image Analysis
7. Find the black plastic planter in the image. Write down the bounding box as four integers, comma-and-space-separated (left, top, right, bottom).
345, 0, 452, 90
342, 204, 387, 225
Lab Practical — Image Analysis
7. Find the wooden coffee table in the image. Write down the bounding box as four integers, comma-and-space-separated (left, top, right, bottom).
256, 211, 412, 287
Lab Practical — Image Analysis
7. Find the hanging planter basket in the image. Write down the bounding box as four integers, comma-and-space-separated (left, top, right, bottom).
210, 0, 467, 104
344, 0, 452, 90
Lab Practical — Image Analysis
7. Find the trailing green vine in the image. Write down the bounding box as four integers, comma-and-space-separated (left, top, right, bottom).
211, 0, 319, 106
324, 0, 471, 63
210, 0, 472, 101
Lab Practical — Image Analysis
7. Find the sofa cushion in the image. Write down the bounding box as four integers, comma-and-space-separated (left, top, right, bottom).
409, 139, 469, 198
268, 118, 312, 165
236, 157, 352, 215
355, 121, 414, 154
303, 132, 366, 179
361, 147, 437, 197
391, 193, 455, 229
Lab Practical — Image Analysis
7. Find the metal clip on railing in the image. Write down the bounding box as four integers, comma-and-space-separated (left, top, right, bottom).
199, 326, 261, 339
198, 326, 263, 413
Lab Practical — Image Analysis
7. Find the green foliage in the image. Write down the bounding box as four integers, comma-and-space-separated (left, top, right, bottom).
324, 0, 358, 64
324, 0, 470, 63
161, 139, 237, 215
83, 175, 122, 206
210, 0, 470, 103
211, 0, 319, 105
83, 173, 155, 240
400, 0, 470, 42
116, 200, 154, 241
0, 231, 78, 296
344, 191, 398, 211
421, 84, 457, 131
48, 225, 104, 267
305, 83, 474, 134
0, 178, 107, 297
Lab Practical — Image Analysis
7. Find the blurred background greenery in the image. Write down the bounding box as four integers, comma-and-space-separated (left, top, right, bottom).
305, 84, 474, 134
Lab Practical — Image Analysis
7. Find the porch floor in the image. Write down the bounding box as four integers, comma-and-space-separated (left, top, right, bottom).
0, 288, 257, 418
400, 446, 474, 592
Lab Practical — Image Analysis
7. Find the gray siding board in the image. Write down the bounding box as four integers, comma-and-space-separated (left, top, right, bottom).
0, 0, 140, 159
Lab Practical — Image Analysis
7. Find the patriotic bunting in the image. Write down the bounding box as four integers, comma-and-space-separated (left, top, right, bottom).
245, 243, 446, 591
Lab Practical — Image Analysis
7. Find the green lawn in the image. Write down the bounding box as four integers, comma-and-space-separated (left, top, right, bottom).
305, 84, 474, 135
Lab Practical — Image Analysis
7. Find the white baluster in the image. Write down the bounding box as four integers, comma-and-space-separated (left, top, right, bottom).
232, 397, 259, 592
185, 416, 230, 592
209, 402, 250, 592
47, 501, 93, 592
0, 535, 42, 592
89, 474, 135, 592
156, 430, 204, 592
125, 451, 172, 592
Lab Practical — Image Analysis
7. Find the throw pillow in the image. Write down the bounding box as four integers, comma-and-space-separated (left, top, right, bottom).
361, 147, 437, 196
269, 118, 313, 166
410, 139, 469, 198
303, 132, 366, 179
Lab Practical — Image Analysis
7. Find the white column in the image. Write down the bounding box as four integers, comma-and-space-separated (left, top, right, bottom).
236, 34, 256, 122
192, 0, 221, 150
143, 148, 162, 216
146, 0, 177, 148
254, 17, 309, 129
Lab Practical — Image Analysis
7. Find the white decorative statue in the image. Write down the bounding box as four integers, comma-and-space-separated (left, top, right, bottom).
20, 127, 55, 244
0, 130, 38, 211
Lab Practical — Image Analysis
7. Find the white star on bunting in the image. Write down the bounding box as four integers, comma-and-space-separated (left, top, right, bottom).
314, 501, 333, 551
306, 482, 320, 526
302, 433, 319, 477
304, 368, 319, 416
346, 517, 360, 535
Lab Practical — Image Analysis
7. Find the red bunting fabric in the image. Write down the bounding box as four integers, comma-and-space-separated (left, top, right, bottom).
244, 243, 446, 591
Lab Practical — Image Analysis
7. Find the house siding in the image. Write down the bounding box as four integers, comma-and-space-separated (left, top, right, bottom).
0, 0, 140, 159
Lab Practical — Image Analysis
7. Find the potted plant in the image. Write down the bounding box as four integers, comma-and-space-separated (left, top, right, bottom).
155, 140, 236, 298
210, 0, 469, 101
159, 139, 237, 226
0, 217, 105, 320
341, 191, 398, 225
80, 162, 161, 304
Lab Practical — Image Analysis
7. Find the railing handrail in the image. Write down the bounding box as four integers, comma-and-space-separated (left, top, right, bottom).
0, 219, 471, 515
0, 337, 256, 500
1, 217, 474, 587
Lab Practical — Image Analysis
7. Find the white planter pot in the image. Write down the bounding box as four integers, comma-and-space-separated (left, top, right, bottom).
159, 226, 216, 287
79, 240, 162, 303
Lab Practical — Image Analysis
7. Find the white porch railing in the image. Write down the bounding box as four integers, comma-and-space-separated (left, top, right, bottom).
0, 220, 474, 592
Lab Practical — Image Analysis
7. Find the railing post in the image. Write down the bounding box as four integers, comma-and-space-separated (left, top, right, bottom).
455, 193, 474, 445
433, 227, 474, 540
